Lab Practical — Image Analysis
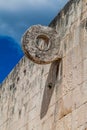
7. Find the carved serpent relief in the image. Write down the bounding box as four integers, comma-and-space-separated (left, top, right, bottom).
22, 25, 62, 64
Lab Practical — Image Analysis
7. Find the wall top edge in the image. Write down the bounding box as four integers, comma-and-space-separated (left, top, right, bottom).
49, 0, 78, 27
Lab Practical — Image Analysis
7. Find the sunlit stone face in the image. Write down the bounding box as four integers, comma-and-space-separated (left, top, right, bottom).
36, 35, 50, 51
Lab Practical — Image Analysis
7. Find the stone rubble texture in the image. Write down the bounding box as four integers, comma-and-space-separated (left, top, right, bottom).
0, 0, 87, 130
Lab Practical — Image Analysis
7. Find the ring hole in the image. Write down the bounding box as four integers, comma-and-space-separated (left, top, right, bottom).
36, 35, 50, 51
48, 83, 53, 89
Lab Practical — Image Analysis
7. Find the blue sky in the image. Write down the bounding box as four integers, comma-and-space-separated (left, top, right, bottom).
0, 0, 68, 83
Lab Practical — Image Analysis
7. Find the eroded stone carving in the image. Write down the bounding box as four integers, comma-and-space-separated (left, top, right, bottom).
22, 25, 62, 64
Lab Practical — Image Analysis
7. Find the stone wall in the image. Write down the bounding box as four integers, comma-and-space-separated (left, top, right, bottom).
0, 0, 87, 129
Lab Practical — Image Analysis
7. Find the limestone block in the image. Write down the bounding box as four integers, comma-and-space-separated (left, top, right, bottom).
72, 103, 87, 129
55, 91, 72, 120
73, 81, 87, 109
56, 113, 72, 130
28, 116, 40, 130
55, 118, 64, 130
62, 52, 74, 95
41, 115, 54, 130
63, 113, 72, 130
73, 62, 83, 87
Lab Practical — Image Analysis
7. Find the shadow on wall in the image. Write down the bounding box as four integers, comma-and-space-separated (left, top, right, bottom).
40, 60, 62, 119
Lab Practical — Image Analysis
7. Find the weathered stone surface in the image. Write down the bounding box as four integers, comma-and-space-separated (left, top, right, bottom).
0, 0, 87, 130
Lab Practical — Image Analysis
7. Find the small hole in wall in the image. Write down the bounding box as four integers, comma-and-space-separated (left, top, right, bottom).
48, 83, 53, 89
23, 69, 26, 75
10, 83, 16, 92
56, 62, 60, 79
17, 77, 20, 82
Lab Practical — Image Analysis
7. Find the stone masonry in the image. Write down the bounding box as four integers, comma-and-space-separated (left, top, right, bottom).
0, 0, 87, 129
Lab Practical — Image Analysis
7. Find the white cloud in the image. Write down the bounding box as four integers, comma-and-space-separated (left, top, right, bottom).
0, 0, 68, 43
0, 0, 59, 11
